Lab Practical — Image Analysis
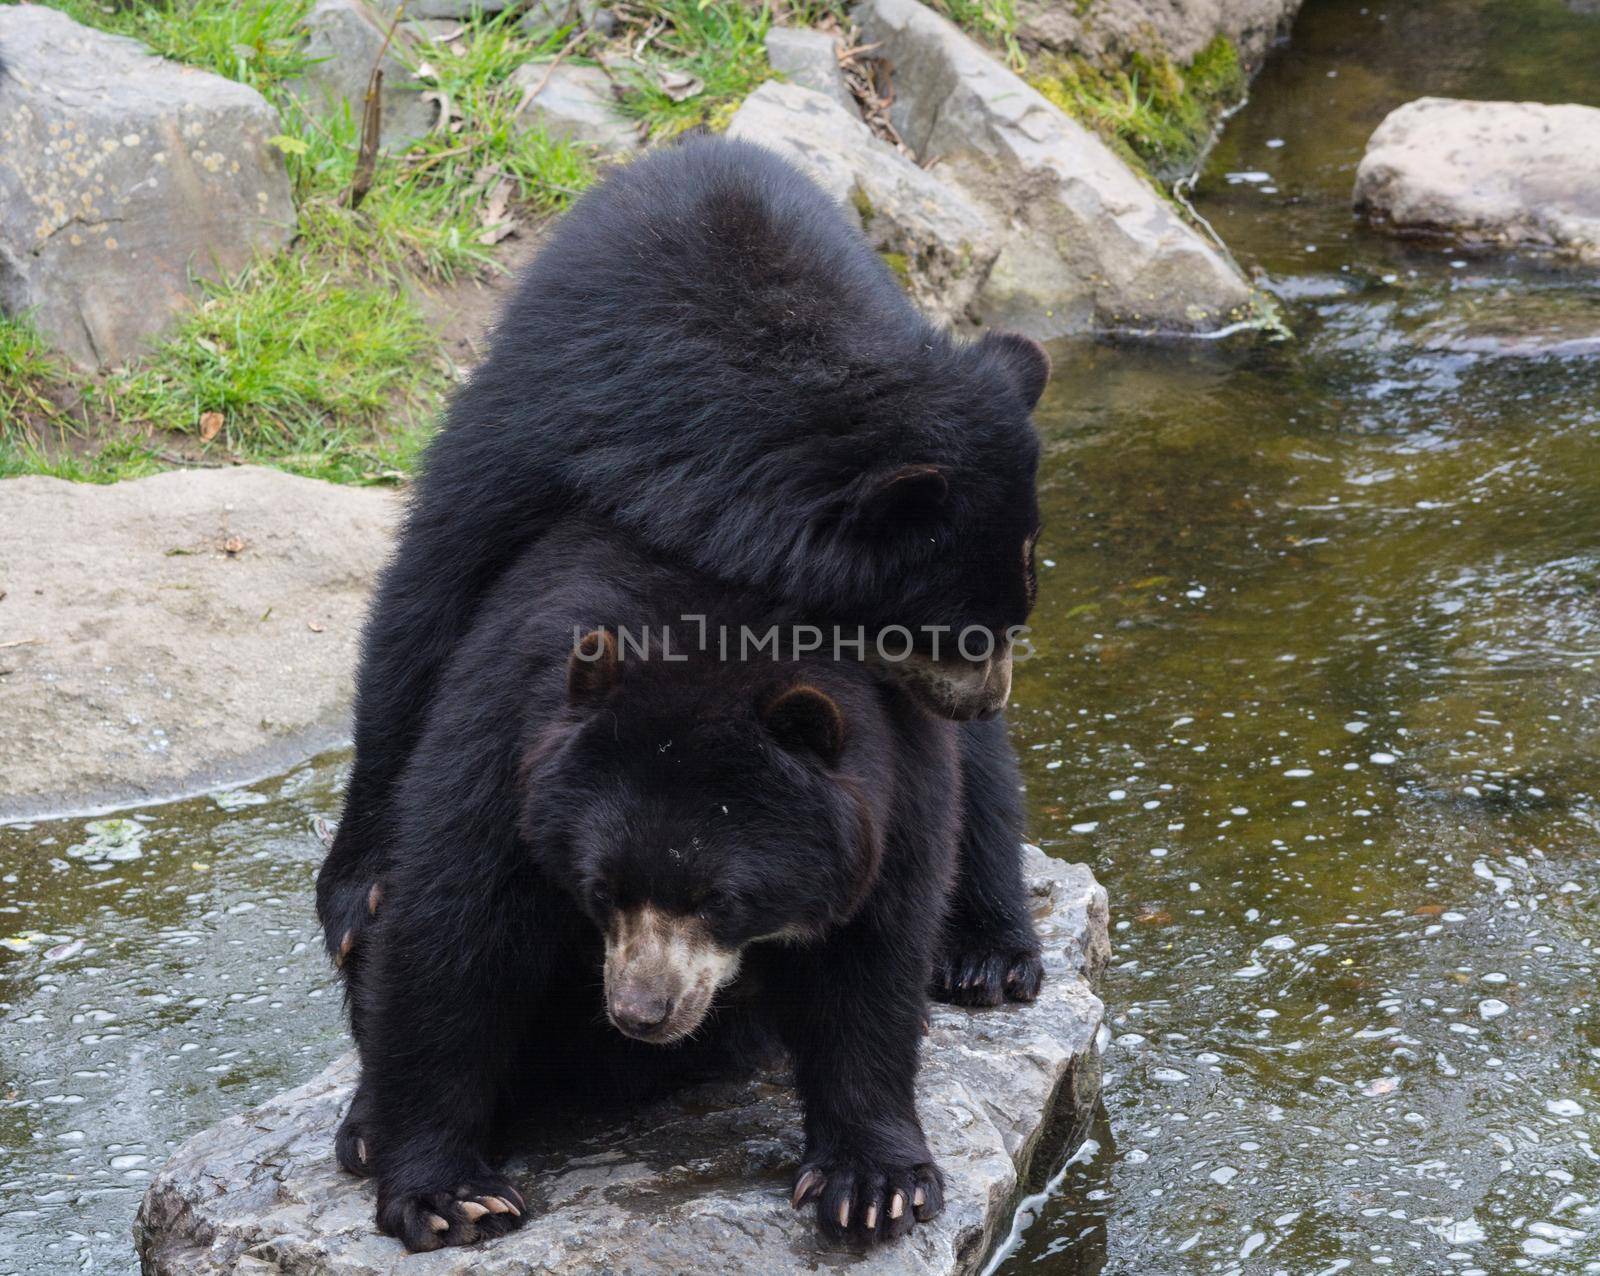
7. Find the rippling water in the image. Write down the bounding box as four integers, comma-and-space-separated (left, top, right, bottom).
4, 1, 1600, 1272
998, 1, 1600, 1271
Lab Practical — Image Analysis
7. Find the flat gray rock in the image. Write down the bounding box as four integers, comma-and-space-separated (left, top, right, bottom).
853, 0, 1259, 338
1354, 97, 1600, 262
0, 468, 397, 821
765, 26, 857, 113
134, 847, 1109, 1276
509, 62, 641, 157
729, 81, 1001, 327
287, 0, 437, 151
0, 4, 296, 367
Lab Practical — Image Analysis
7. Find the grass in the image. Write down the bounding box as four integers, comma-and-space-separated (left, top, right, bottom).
931, 0, 1023, 68
3, 0, 615, 484
612, 0, 774, 138
1029, 36, 1247, 183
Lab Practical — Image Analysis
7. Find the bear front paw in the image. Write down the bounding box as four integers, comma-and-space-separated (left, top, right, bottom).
933, 941, 1044, 1007
377, 1176, 526, 1252
322, 877, 385, 971
792, 1154, 944, 1246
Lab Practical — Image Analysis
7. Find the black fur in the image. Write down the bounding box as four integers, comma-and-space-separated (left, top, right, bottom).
342, 522, 963, 1251
317, 136, 1046, 971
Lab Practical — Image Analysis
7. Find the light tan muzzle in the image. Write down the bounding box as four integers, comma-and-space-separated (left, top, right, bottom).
890, 643, 1013, 720
603, 905, 742, 1044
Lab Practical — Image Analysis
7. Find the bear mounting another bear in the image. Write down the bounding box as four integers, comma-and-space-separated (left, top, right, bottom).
315, 135, 1051, 990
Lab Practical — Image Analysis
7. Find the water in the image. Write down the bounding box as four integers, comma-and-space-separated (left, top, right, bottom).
0, 763, 349, 1274
4, 1, 1600, 1271
998, 0, 1600, 1270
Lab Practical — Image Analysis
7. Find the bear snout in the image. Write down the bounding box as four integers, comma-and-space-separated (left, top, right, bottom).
608, 983, 674, 1037
603, 905, 742, 1044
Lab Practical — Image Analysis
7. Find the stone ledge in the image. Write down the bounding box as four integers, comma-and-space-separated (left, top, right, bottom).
134, 846, 1109, 1276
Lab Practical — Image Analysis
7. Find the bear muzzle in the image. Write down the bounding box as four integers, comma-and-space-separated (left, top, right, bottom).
603, 905, 742, 1044
889, 643, 1013, 721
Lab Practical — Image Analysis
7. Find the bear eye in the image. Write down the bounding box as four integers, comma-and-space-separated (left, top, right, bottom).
696, 888, 729, 918
590, 883, 615, 912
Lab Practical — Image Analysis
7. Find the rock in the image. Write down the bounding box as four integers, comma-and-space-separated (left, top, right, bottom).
286, 0, 436, 151
0, 468, 397, 821
135, 845, 1108, 1276
374, 0, 509, 18
1016, 0, 1302, 74
0, 5, 295, 368
1354, 98, 1600, 262
729, 82, 1001, 327
853, 0, 1259, 337
764, 26, 857, 114
518, 0, 614, 38
508, 62, 641, 157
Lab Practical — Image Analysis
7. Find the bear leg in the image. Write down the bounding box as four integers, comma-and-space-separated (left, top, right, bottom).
934, 716, 1044, 1007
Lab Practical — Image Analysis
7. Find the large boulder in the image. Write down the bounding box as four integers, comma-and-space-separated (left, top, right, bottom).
1354, 98, 1600, 262
1016, 0, 1302, 73
0, 5, 296, 367
0, 468, 397, 822
764, 26, 857, 113
286, 0, 437, 151
728, 81, 1001, 327
854, 0, 1259, 337
134, 847, 1109, 1276
508, 62, 641, 157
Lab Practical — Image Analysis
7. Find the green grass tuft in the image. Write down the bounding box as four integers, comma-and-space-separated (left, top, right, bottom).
930, 0, 1023, 67
613, 0, 773, 138
1029, 35, 1246, 183
107, 256, 437, 454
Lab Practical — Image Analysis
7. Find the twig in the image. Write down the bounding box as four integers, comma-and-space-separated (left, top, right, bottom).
515, 27, 587, 117
346, 3, 406, 209
0, 638, 42, 651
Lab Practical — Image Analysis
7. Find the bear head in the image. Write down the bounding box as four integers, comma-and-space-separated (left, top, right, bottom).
518, 630, 885, 1045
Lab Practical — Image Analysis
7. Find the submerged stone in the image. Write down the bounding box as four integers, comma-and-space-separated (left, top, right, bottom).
134, 847, 1108, 1275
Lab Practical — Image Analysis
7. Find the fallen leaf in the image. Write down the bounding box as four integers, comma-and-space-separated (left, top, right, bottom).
1413, 903, 1445, 917
223, 536, 246, 555
477, 176, 517, 245
658, 69, 704, 102
308, 620, 326, 633
199, 411, 224, 442
1135, 906, 1172, 925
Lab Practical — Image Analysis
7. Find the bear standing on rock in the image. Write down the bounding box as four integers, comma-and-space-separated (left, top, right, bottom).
316, 136, 1052, 1009
341, 521, 964, 1251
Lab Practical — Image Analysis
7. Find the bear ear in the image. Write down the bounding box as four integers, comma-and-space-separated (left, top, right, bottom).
853, 464, 949, 530
981, 330, 1052, 411
762, 684, 846, 768
568, 629, 619, 705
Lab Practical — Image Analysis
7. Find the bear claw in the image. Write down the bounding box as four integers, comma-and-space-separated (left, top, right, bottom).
795, 1156, 943, 1247
792, 1167, 825, 1208
933, 943, 1043, 1008
377, 1178, 527, 1252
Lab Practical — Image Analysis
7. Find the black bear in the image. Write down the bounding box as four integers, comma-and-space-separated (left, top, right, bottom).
316, 135, 1050, 984
340, 520, 981, 1251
